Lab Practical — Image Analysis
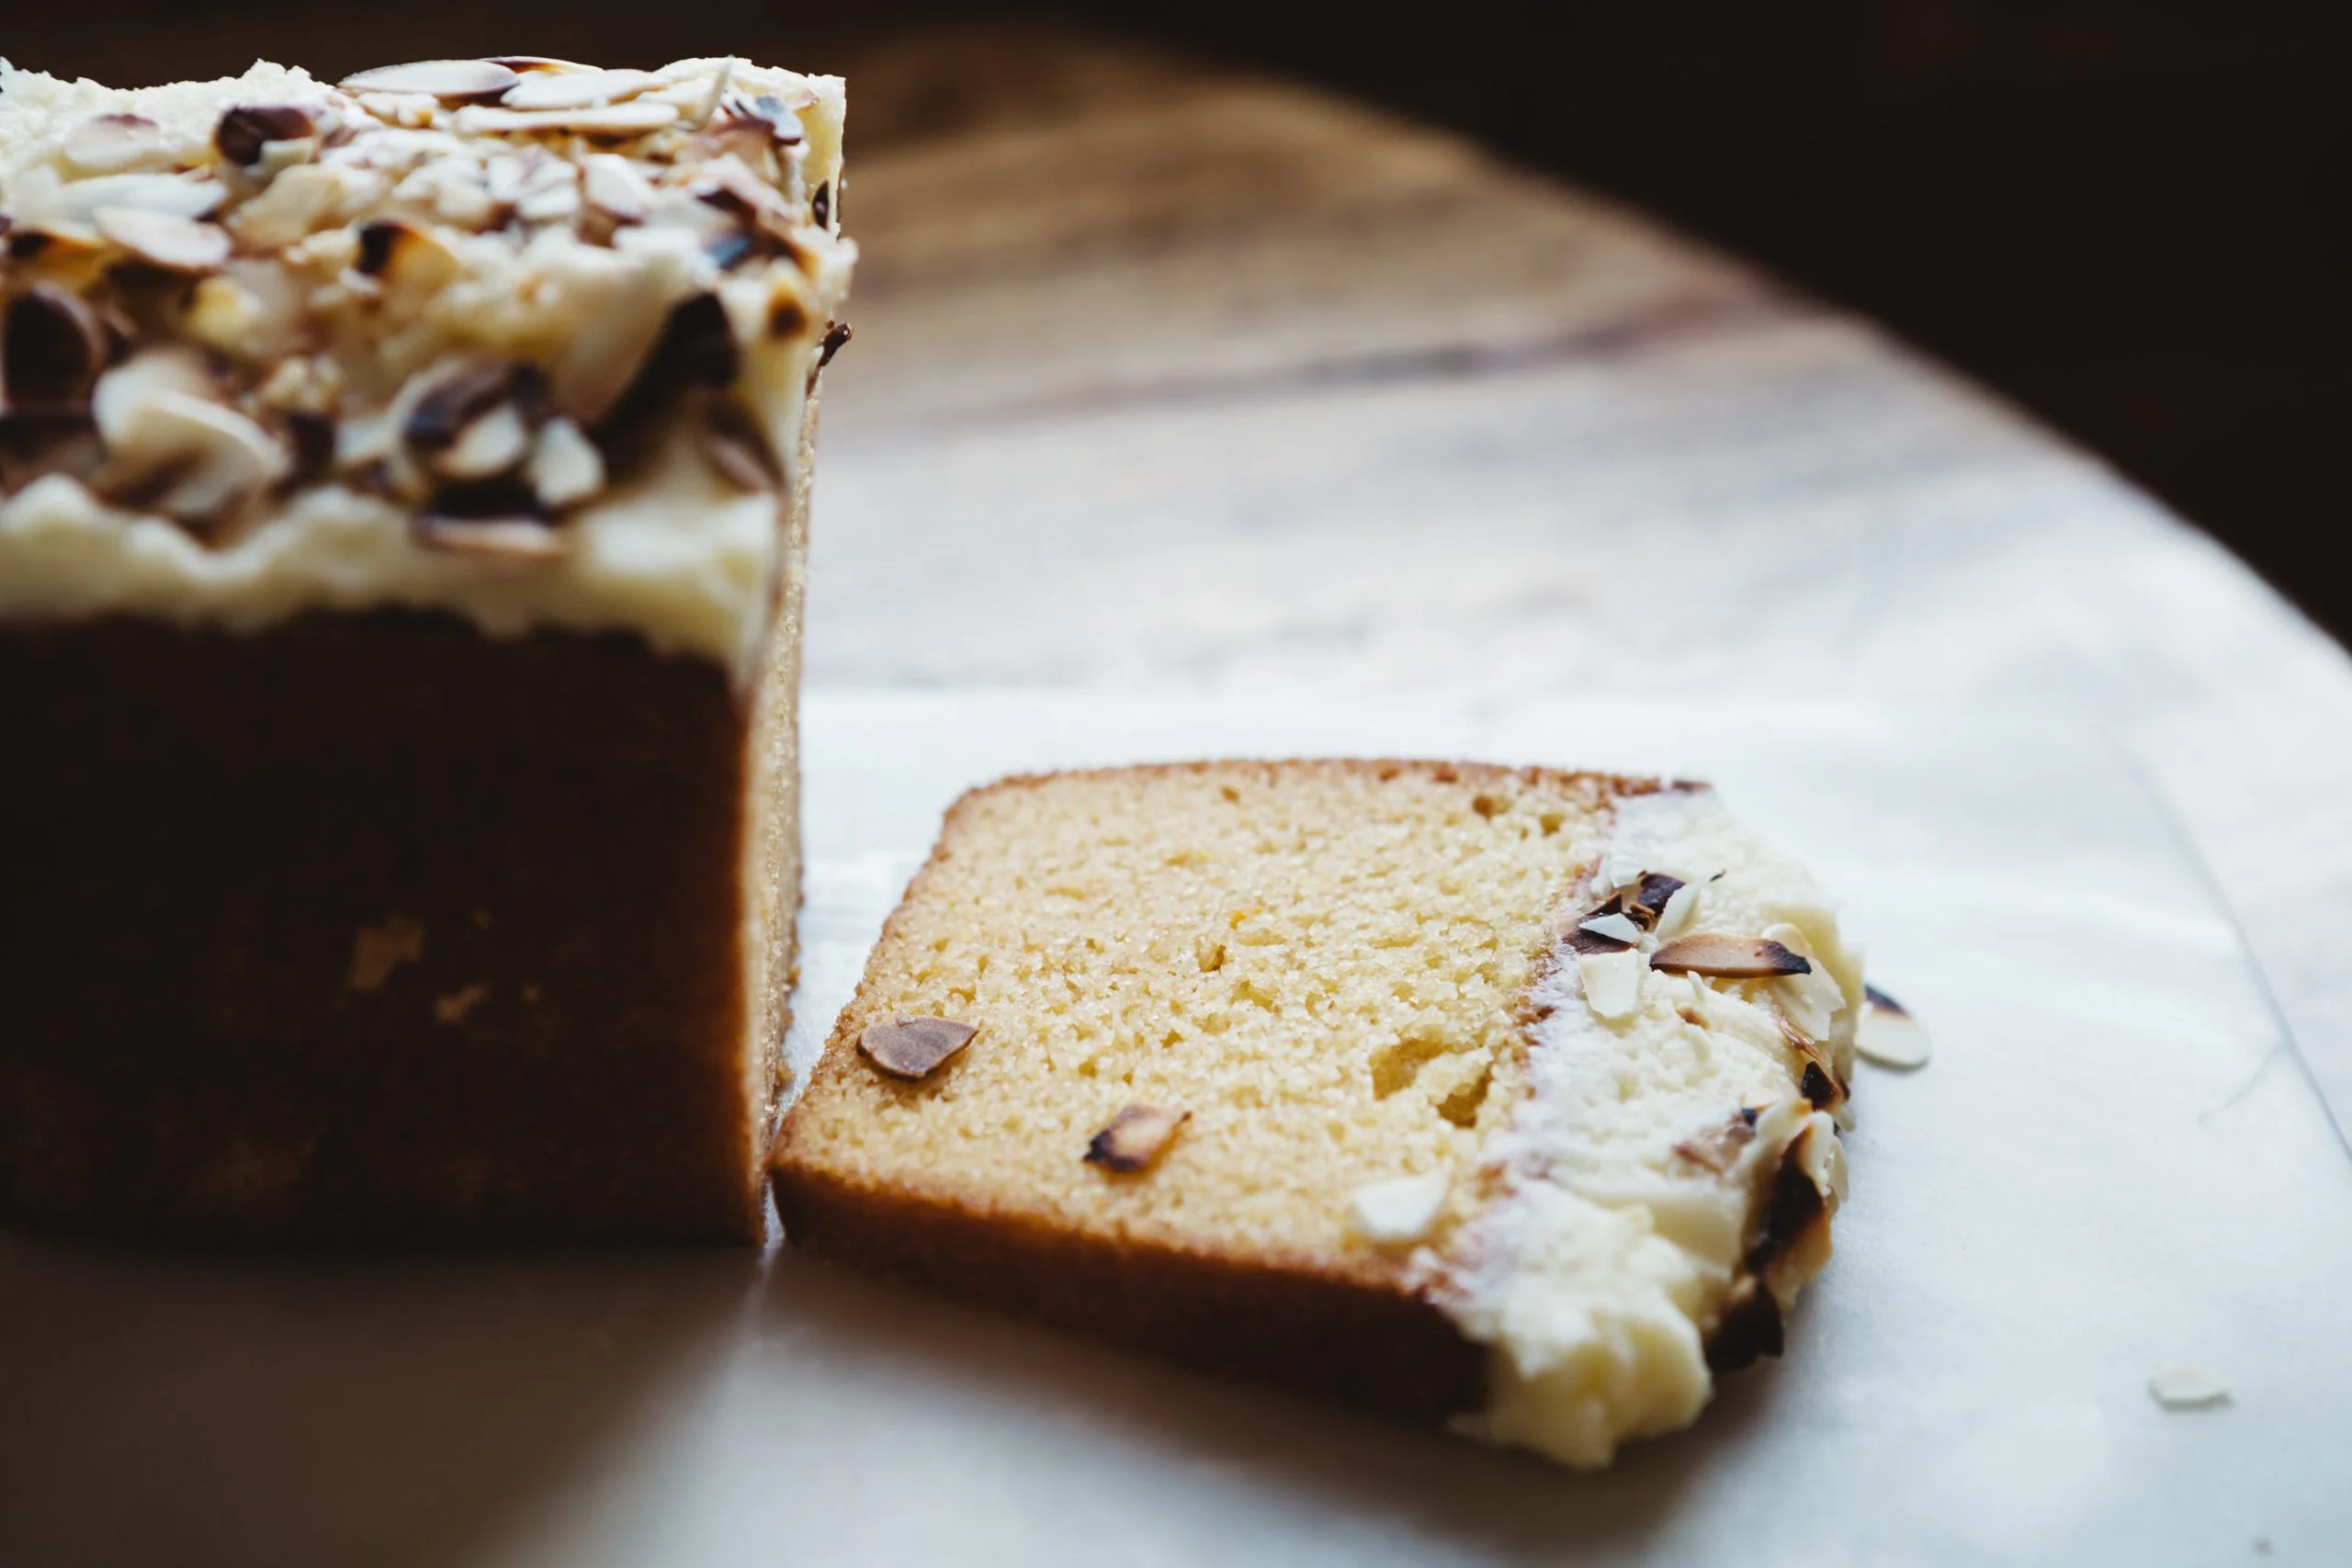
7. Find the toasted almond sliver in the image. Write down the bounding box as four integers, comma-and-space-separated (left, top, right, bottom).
1650, 933, 1813, 979
1084, 1103, 1189, 1174
857, 1016, 976, 1080
63, 113, 162, 173
340, 60, 521, 101
214, 104, 319, 167
1856, 989, 1932, 1069
1625, 873, 1686, 929
93, 208, 230, 271
412, 515, 570, 561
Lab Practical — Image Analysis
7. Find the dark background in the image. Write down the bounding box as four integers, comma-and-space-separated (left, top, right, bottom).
16, 1, 2345, 637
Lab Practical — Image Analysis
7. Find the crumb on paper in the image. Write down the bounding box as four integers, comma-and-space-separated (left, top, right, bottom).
433, 982, 491, 1024
350, 914, 425, 992
2147, 1363, 2231, 1409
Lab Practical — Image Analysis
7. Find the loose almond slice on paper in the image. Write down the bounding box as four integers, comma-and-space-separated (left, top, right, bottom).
1855, 984, 1932, 1069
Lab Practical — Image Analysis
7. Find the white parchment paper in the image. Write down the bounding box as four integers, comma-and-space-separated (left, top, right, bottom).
3, 692, 2346, 1566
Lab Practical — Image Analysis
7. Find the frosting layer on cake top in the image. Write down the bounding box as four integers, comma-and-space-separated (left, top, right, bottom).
0, 55, 854, 673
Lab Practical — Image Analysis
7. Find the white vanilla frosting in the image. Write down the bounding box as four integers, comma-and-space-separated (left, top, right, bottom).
1430, 785, 1863, 1469
0, 55, 854, 677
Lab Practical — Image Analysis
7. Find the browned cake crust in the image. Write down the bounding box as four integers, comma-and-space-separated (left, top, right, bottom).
772, 1159, 1488, 1423
770, 761, 1680, 1419
0, 609, 786, 1246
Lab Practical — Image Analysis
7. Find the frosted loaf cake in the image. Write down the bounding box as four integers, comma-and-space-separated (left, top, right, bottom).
770, 761, 1860, 1468
0, 56, 854, 1241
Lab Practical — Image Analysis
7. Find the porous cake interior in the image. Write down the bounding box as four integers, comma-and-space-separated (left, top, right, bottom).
784, 761, 1623, 1280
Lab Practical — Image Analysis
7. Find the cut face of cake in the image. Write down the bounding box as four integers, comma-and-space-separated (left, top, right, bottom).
0, 56, 854, 1242
769, 761, 1861, 1468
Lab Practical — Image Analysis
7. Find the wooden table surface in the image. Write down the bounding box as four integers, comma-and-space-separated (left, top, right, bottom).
807, 24, 2352, 1138
22, 16, 2341, 1134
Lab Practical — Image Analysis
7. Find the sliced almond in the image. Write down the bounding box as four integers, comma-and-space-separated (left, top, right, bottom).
180, 260, 304, 360
694, 153, 800, 247
402, 358, 519, 457
93, 208, 230, 272
62, 113, 163, 173
2147, 1364, 2230, 1409
581, 154, 651, 222
526, 417, 604, 510
1625, 873, 1687, 929
411, 514, 570, 560
713, 92, 810, 145
1083, 1103, 1189, 1174
1564, 890, 1632, 953
1856, 986, 1932, 1069
514, 178, 582, 224
354, 219, 462, 293
3, 285, 110, 407
226, 164, 346, 249
591, 291, 740, 463
341, 60, 520, 101
1679, 1105, 1765, 1175
92, 346, 217, 444
500, 68, 664, 111
1654, 881, 1701, 940
214, 105, 319, 167
1347, 1171, 1451, 1246
857, 1016, 976, 1080
51, 172, 224, 225
1651, 933, 1813, 979
92, 388, 288, 527
433, 400, 533, 481
545, 271, 679, 427
1578, 910, 1643, 946
455, 102, 680, 137
1578, 949, 1645, 1021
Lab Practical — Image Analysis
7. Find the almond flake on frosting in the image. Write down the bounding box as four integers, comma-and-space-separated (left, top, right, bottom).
340, 60, 521, 101
1579, 911, 1643, 946
1577, 949, 1645, 1020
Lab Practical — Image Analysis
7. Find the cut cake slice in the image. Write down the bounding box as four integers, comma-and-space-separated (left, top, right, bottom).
0, 54, 854, 1242
769, 760, 1861, 1468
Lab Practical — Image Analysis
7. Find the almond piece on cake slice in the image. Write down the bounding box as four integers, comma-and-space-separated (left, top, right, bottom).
769, 760, 1863, 1468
